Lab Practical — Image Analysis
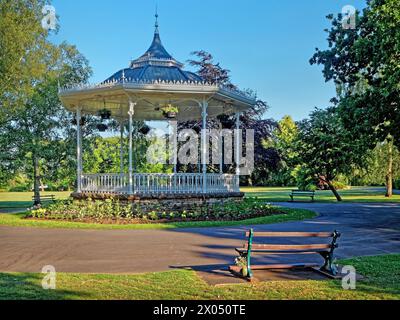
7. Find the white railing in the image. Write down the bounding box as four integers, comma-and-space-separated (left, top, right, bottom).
80, 173, 239, 195
81, 174, 129, 194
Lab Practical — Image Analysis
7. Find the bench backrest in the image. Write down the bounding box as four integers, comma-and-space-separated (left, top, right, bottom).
32, 195, 55, 201
291, 190, 315, 194
244, 230, 340, 252
245, 231, 334, 238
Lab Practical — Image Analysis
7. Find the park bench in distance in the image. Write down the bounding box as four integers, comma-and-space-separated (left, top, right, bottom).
32, 194, 56, 205
230, 229, 341, 281
289, 190, 315, 202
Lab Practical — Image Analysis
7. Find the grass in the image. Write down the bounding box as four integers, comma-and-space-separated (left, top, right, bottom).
0, 207, 316, 230
242, 186, 400, 203
1, 254, 398, 300
1, 187, 398, 211
0, 191, 71, 209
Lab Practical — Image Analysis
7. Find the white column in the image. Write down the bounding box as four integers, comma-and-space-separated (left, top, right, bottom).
219, 123, 223, 174
76, 107, 82, 193
120, 121, 124, 174
235, 112, 241, 192
201, 100, 208, 193
128, 102, 135, 195
170, 120, 178, 174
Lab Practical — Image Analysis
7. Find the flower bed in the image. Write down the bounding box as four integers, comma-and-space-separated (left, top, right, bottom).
27, 198, 282, 225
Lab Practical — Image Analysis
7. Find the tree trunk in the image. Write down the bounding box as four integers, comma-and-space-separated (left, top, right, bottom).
326, 179, 342, 202
385, 137, 393, 198
33, 154, 41, 206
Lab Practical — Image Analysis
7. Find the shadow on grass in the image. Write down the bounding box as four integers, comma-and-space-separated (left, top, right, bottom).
0, 273, 88, 300
0, 201, 32, 209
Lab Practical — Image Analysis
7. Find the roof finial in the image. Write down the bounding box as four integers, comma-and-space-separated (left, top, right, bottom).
154, 5, 159, 34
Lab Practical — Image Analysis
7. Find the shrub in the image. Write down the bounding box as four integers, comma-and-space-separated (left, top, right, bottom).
26, 197, 280, 224
294, 166, 314, 191
305, 183, 317, 191
332, 180, 349, 190
394, 179, 400, 190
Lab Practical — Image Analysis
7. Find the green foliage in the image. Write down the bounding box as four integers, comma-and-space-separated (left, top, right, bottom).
28, 198, 279, 224
310, 0, 400, 195
292, 166, 314, 190
265, 116, 299, 186
0, 42, 93, 196
311, 0, 400, 146
347, 143, 400, 186
293, 108, 366, 200
0, 0, 56, 121
161, 104, 179, 115
296, 108, 365, 182
6, 174, 31, 192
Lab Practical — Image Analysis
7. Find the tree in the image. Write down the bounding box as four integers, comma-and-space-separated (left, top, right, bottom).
347, 142, 400, 186
310, 0, 400, 197
0, 42, 92, 204
0, 0, 56, 122
295, 108, 366, 201
266, 116, 299, 186
185, 50, 275, 183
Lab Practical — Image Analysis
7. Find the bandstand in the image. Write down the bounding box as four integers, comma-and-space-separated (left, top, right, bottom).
59, 15, 256, 204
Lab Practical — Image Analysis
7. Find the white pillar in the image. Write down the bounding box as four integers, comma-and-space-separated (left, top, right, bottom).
219, 123, 223, 174
120, 121, 124, 174
76, 107, 82, 193
201, 100, 208, 193
170, 120, 178, 174
128, 102, 135, 195
235, 112, 241, 192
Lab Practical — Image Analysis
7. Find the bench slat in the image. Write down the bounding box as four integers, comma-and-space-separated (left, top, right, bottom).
236, 248, 329, 254
290, 192, 315, 197
32, 197, 55, 199
244, 244, 332, 251
250, 263, 319, 270
245, 231, 334, 238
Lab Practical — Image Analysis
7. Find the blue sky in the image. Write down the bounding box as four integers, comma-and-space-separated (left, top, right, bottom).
51, 0, 367, 121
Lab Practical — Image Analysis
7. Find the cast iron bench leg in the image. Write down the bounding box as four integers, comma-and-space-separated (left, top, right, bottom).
247, 229, 254, 279
319, 251, 337, 275
319, 230, 340, 276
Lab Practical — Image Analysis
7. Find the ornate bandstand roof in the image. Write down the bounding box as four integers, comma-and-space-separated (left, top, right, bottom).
59, 14, 256, 121
104, 18, 202, 84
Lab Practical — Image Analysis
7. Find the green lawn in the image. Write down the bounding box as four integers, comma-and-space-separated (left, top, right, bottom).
1, 255, 398, 300
0, 208, 316, 230
1, 187, 398, 210
242, 186, 400, 203
0, 191, 71, 209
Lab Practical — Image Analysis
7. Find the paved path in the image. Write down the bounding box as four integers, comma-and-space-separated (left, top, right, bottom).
0, 202, 399, 274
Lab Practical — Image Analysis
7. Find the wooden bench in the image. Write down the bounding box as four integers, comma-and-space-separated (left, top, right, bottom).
32, 194, 56, 205
289, 190, 315, 202
230, 230, 341, 281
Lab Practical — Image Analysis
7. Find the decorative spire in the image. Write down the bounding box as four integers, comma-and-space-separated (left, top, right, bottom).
154, 6, 159, 34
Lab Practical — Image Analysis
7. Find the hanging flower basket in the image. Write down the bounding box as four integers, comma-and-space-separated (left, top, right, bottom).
218, 115, 233, 129
139, 125, 151, 135
71, 116, 86, 126
98, 108, 112, 120
161, 104, 179, 119
193, 125, 201, 134
96, 124, 108, 132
